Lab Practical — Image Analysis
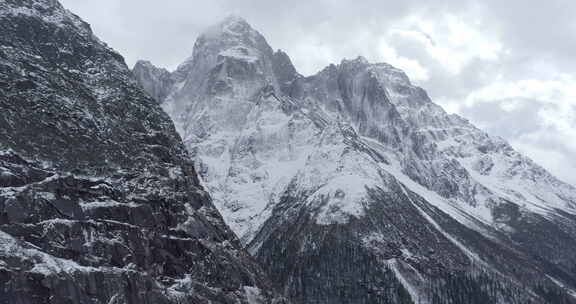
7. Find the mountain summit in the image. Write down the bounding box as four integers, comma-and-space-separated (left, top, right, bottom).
135, 17, 576, 304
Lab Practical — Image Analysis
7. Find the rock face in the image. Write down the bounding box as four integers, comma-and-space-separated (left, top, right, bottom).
135, 16, 576, 304
0, 2, 286, 304
132, 60, 173, 103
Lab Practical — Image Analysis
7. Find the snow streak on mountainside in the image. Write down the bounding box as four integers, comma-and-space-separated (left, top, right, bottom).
134, 16, 576, 304
0, 2, 287, 304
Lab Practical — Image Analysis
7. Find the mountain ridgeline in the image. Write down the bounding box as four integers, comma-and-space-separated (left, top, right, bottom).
0, 1, 287, 304
133, 16, 576, 304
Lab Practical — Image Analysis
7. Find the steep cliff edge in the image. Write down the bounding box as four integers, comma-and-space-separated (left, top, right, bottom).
0, 2, 286, 303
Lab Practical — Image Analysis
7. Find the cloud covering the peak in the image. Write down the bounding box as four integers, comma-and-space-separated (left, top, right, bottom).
60, 0, 576, 184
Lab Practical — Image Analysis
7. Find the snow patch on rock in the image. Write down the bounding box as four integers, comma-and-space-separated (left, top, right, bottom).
307, 175, 376, 225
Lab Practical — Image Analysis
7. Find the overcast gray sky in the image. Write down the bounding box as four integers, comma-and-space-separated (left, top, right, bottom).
60, 0, 576, 185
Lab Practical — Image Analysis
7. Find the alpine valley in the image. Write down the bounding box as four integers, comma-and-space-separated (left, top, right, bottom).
133, 15, 576, 304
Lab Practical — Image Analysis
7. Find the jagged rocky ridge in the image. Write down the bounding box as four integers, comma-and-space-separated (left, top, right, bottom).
134, 16, 576, 304
0, 2, 287, 304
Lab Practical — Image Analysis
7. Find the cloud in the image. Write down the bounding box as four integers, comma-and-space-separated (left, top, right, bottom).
59, 0, 576, 185
459, 77, 576, 184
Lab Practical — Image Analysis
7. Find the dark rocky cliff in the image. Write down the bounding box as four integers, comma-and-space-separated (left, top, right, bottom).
0, 1, 286, 303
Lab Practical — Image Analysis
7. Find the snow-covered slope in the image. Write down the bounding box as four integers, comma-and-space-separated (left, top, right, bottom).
134, 16, 576, 304
0, 3, 287, 303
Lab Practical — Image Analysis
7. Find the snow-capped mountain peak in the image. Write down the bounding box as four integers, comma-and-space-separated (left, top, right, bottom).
134, 16, 576, 304
212, 14, 254, 36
